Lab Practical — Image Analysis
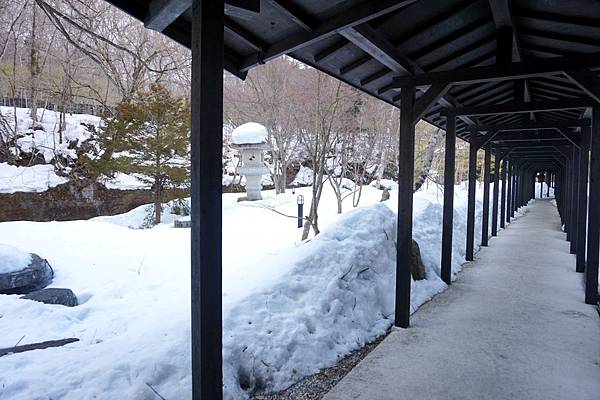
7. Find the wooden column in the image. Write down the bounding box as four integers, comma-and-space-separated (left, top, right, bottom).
395, 85, 416, 328
576, 127, 590, 273
441, 114, 455, 285
506, 160, 512, 223
491, 151, 500, 236
500, 159, 507, 229
510, 164, 517, 218
570, 147, 580, 254
481, 145, 491, 246
586, 105, 600, 305
191, 1, 224, 399
466, 142, 477, 261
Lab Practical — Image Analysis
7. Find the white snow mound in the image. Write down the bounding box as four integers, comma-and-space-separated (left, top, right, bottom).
0, 162, 68, 193
222, 203, 398, 398
232, 122, 268, 145
0, 244, 31, 274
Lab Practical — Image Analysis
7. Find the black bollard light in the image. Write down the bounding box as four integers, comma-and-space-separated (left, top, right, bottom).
297, 195, 304, 228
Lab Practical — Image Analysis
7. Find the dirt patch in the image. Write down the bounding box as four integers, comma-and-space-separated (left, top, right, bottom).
253, 332, 388, 400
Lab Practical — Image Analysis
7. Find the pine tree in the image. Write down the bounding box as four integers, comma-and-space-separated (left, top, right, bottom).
95, 84, 190, 225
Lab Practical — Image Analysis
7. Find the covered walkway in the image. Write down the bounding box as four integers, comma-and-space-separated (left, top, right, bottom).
325, 199, 600, 400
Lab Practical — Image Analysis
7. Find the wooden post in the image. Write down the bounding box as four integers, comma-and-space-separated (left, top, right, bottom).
586, 105, 600, 305
510, 164, 516, 218
576, 127, 590, 273
506, 160, 512, 223
466, 142, 477, 261
539, 172, 543, 198
441, 113, 455, 285
500, 159, 507, 229
395, 85, 416, 328
491, 151, 500, 236
191, 1, 224, 399
481, 145, 491, 246
570, 147, 580, 254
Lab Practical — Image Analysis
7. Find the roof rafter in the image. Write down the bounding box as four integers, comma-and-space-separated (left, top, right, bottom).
392, 51, 600, 87
238, 0, 417, 72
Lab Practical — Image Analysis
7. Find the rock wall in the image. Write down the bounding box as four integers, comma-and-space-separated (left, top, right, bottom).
0, 182, 186, 222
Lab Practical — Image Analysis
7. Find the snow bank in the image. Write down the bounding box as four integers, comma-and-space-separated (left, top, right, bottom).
291, 165, 313, 186
222, 204, 399, 397
0, 162, 68, 193
0, 244, 31, 274
232, 122, 268, 145
0, 182, 518, 400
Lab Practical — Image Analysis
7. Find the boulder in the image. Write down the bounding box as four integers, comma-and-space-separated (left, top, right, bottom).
411, 240, 426, 280
0, 254, 54, 295
22, 288, 78, 307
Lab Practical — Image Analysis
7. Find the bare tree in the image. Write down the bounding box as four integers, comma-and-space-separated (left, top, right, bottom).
296, 71, 348, 240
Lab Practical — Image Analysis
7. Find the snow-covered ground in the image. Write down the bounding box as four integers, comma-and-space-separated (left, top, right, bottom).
0, 162, 68, 193
0, 181, 525, 400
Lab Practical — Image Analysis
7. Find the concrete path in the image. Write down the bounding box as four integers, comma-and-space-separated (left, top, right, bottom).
324, 200, 600, 400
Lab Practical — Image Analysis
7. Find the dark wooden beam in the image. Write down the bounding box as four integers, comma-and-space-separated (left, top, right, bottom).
514, 7, 600, 29
466, 118, 590, 132
585, 105, 600, 304
576, 127, 590, 273
145, 0, 191, 31
556, 128, 582, 148
441, 113, 456, 285
224, 17, 265, 52
395, 86, 416, 328
500, 158, 507, 228
341, 24, 416, 75
491, 132, 570, 143
413, 83, 452, 123
267, 0, 314, 31
481, 144, 491, 246
442, 98, 593, 117
564, 69, 600, 104
466, 142, 477, 261
224, 0, 260, 14
239, 0, 417, 71
191, 0, 224, 399
391, 51, 600, 88
340, 22, 475, 127
491, 149, 500, 236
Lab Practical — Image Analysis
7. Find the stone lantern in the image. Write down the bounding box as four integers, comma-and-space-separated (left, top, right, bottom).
231, 122, 271, 201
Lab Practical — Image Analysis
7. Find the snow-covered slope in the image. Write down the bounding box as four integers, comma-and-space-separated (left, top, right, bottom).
0, 183, 527, 399
0, 106, 101, 164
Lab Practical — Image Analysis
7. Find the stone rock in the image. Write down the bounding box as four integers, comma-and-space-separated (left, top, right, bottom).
411, 240, 426, 281
380, 188, 390, 202
0, 254, 54, 295
22, 288, 78, 307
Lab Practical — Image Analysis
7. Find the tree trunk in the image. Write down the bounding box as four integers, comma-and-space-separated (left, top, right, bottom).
414, 128, 442, 193
29, 0, 40, 125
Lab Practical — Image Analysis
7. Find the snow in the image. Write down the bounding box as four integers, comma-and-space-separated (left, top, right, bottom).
99, 172, 151, 190
370, 179, 398, 190
535, 182, 555, 199
0, 244, 31, 274
231, 122, 268, 145
0, 106, 101, 164
0, 162, 68, 193
0, 180, 519, 399
291, 165, 314, 186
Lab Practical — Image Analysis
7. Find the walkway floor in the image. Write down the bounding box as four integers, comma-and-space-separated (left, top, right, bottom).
324, 200, 600, 400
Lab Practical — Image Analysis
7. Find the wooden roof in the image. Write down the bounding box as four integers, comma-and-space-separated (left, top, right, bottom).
105, 0, 600, 149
